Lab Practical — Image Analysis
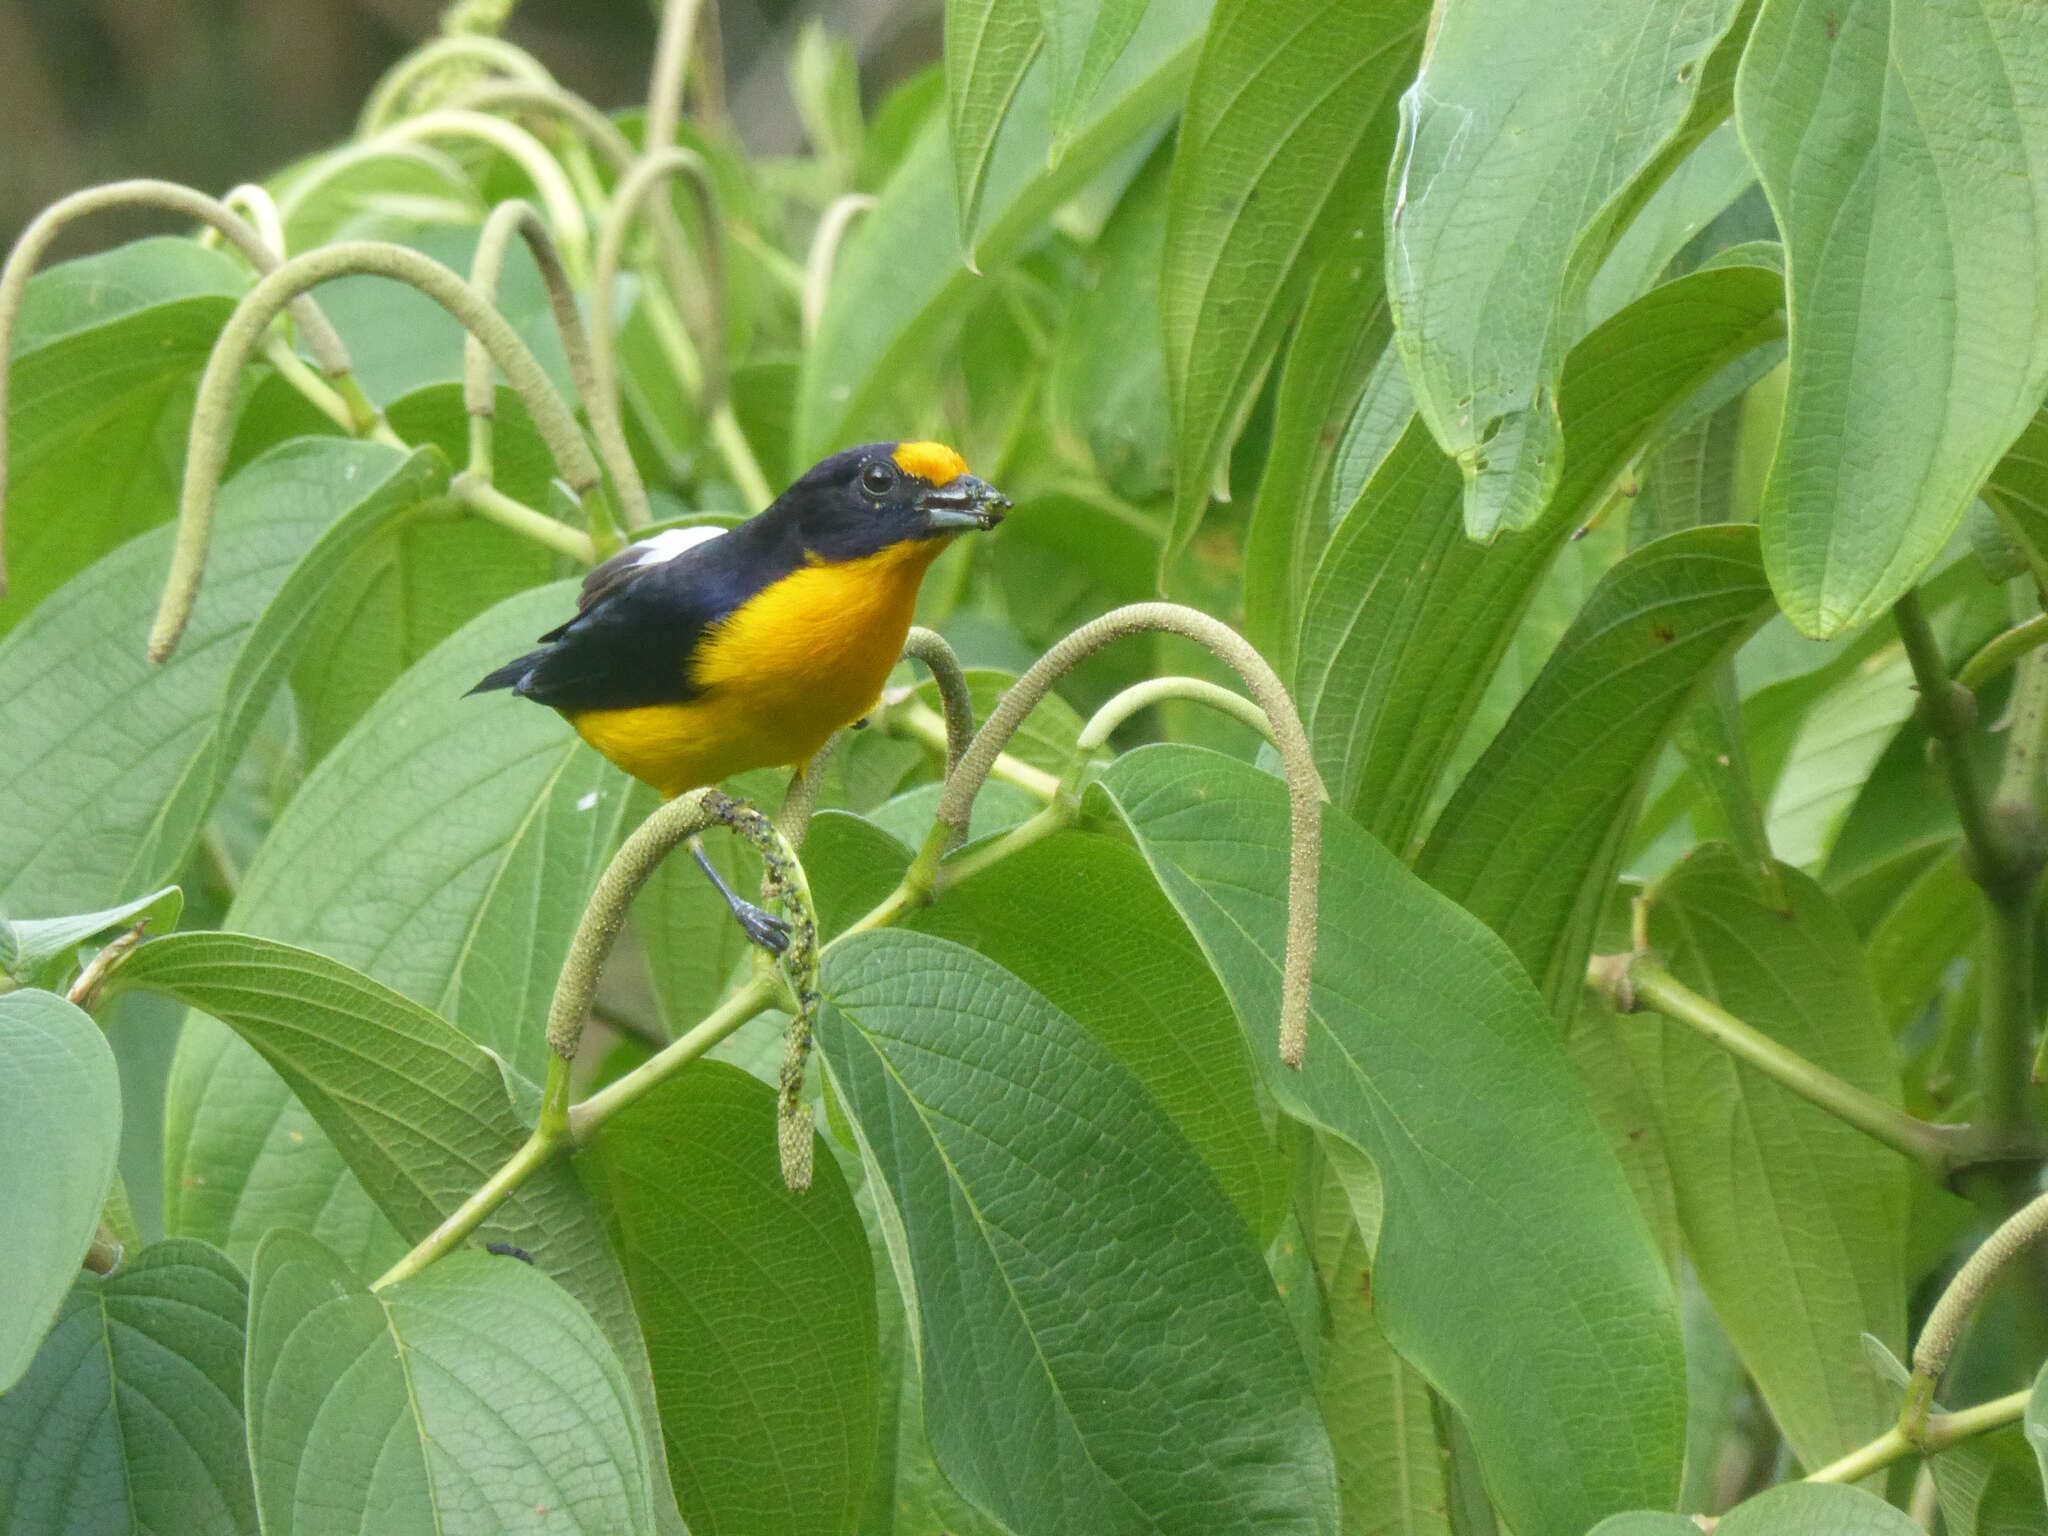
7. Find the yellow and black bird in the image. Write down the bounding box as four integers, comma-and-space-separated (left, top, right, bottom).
470, 440, 1007, 947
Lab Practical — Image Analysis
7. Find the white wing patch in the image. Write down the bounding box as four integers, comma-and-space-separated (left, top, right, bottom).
631, 525, 728, 567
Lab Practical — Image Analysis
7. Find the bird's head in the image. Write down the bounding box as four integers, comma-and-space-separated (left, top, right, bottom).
782, 441, 1009, 561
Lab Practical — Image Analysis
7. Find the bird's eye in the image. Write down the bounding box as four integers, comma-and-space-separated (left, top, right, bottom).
859, 462, 896, 498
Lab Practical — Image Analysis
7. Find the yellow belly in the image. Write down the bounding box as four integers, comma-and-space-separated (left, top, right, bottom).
567, 537, 949, 798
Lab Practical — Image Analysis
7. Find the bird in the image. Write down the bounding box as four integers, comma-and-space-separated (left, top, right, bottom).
469, 440, 1009, 949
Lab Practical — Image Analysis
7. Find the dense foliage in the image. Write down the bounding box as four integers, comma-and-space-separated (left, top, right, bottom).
3, 0, 2048, 1532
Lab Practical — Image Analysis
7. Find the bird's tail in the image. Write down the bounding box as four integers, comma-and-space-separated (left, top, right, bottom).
467, 648, 549, 696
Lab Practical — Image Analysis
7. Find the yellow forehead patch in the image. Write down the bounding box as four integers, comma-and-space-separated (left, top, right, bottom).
891, 440, 970, 485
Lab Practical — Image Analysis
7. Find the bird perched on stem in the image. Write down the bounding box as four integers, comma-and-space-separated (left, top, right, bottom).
470, 440, 1007, 948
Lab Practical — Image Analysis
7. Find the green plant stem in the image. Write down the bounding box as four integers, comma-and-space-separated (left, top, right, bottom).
1959, 614, 2048, 693
1076, 676, 1277, 754
901, 626, 975, 774
934, 602, 1325, 1067
1611, 956, 1962, 1177
1902, 1186, 2048, 1436
465, 199, 649, 529
0, 177, 358, 593
802, 193, 875, 344
882, 699, 1060, 801
374, 108, 590, 276
359, 33, 554, 132
570, 972, 780, 1142
149, 239, 602, 660
1896, 591, 2009, 895
370, 1125, 565, 1290
1806, 1388, 2031, 1483
452, 473, 595, 562
643, 0, 705, 156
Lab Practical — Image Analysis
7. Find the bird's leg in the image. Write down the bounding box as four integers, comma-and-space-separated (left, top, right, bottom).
689, 834, 791, 954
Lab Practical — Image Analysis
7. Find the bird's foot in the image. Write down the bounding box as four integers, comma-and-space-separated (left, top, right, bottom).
733, 899, 792, 955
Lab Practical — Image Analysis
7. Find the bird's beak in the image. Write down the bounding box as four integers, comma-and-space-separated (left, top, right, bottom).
920, 474, 1010, 533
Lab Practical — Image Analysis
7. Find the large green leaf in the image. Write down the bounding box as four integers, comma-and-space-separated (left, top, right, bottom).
0, 438, 441, 916
1301, 1145, 1451, 1536
0, 1238, 254, 1534
799, 0, 1210, 456
1764, 648, 1915, 870
124, 929, 686, 1532
246, 1231, 658, 1535
1386, 0, 1751, 538
1041, 0, 1152, 149
0, 989, 121, 1394
1160, 0, 1422, 569
1629, 845, 1908, 1468
1934, 1425, 2048, 1536
946, 0, 1045, 250
1095, 745, 1685, 1536
821, 929, 1338, 1536
586, 1063, 879, 1536
162, 581, 626, 1274
911, 830, 1288, 1240
1709, 1482, 1922, 1534
3, 237, 247, 630
1736, 0, 2048, 634
1241, 262, 1390, 676
1296, 261, 1785, 856
1418, 526, 1776, 1012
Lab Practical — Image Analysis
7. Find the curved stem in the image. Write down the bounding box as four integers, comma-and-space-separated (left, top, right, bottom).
1607, 956, 1964, 1177
370, 1125, 563, 1290
274, 140, 485, 230
452, 473, 595, 561
1960, 613, 2048, 694
802, 193, 874, 344
0, 179, 362, 594
883, 698, 1059, 800
775, 737, 843, 848
644, 0, 706, 156
936, 602, 1326, 1067
547, 791, 716, 1060
1807, 1388, 2032, 1483
360, 33, 555, 134
149, 239, 600, 661
902, 627, 974, 775
373, 109, 590, 276
593, 147, 727, 425
1077, 676, 1277, 754
571, 972, 779, 1140
211, 184, 288, 262
455, 79, 637, 173
466, 200, 648, 528
1905, 1187, 2048, 1429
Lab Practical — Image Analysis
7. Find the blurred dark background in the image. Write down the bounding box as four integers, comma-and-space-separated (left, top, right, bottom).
1, 0, 941, 252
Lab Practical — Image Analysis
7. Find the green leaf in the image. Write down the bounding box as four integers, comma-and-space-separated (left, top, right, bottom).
1300, 1146, 1451, 1536
124, 929, 685, 1530
1866, 843, 1980, 1030
0, 438, 441, 915
946, 0, 1045, 250
1095, 744, 1685, 1536
163, 581, 628, 1275
1629, 846, 1908, 1468
0, 990, 121, 1393
246, 1230, 659, 1535
585, 1062, 879, 1535
1586, 122, 1757, 327
1586, 1516, 1699, 1536
1241, 263, 1390, 677
1160, 0, 1422, 570
1041, 0, 1152, 148
1736, 0, 2048, 635
1418, 525, 1776, 1012
1296, 261, 1785, 855
0, 1238, 254, 1534
821, 929, 1338, 1536
910, 830, 1289, 1240
1935, 1425, 2048, 1536
3, 237, 247, 631
0, 885, 181, 990
1763, 649, 1915, 870
1711, 1481, 1923, 1534
800, 0, 1209, 457
1386, 0, 1751, 538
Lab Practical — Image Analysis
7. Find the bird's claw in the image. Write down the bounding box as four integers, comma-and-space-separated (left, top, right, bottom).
735, 901, 792, 955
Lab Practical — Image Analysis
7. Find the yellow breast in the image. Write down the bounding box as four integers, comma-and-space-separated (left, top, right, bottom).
568, 536, 950, 798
